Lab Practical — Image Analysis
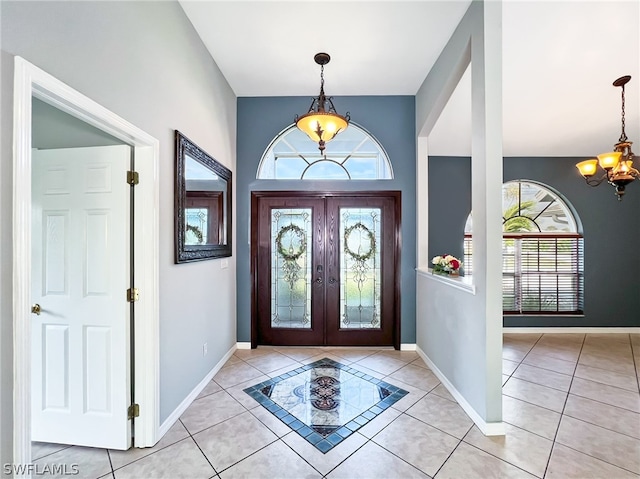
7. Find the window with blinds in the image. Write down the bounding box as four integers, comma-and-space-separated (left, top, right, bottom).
464, 181, 584, 315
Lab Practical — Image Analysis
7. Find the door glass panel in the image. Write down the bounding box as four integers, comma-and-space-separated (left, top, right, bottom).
271, 208, 312, 328
340, 208, 381, 329
185, 208, 208, 245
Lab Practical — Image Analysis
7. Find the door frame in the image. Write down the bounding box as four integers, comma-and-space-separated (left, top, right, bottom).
13, 56, 160, 466
251, 190, 401, 349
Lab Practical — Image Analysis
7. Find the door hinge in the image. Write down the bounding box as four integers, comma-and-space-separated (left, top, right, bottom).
127, 170, 139, 185
128, 403, 140, 419
127, 288, 139, 302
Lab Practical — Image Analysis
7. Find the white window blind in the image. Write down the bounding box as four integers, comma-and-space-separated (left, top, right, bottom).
464, 234, 584, 314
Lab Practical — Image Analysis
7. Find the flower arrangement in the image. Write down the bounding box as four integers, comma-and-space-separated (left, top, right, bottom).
431, 254, 463, 276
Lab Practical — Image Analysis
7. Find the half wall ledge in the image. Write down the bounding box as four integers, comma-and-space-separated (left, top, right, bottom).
416, 268, 476, 295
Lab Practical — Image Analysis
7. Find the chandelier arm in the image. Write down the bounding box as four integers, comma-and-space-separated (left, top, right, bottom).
308, 97, 319, 114
584, 174, 609, 187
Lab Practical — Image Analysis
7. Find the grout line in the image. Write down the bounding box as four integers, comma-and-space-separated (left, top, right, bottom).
628, 334, 640, 393
365, 434, 440, 477
105, 448, 115, 477
430, 438, 465, 478
108, 431, 194, 474
560, 405, 640, 440
540, 332, 587, 478
185, 435, 219, 477
29, 443, 74, 462
279, 436, 329, 477
501, 392, 564, 415
184, 374, 292, 479
214, 437, 283, 476
506, 373, 573, 393
566, 389, 640, 414
458, 440, 545, 478
506, 333, 558, 478
402, 408, 471, 443
553, 442, 640, 476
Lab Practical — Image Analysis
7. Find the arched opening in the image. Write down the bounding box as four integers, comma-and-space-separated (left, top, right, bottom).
257, 123, 393, 180
465, 180, 584, 314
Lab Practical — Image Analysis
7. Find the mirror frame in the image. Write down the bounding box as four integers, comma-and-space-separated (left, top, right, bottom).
175, 130, 232, 263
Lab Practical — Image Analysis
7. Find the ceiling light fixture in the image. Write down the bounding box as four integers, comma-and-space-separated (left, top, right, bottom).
295, 53, 350, 153
576, 75, 638, 201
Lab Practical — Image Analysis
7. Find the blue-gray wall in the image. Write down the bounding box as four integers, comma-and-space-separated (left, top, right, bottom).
429, 156, 640, 327
237, 96, 417, 344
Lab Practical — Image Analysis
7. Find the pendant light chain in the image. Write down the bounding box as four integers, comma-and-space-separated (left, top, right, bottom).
619, 83, 627, 142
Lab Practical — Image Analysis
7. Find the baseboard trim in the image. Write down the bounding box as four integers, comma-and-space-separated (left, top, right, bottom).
236, 342, 252, 350
400, 343, 417, 351
503, 327, 640, 334
416, 346, 505, 437
158, 344, 236, 438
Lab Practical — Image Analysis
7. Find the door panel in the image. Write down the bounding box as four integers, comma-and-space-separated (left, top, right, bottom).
271, 207, 313, 329
337, 206, 382, 330
256, 198, 325, 345
32, 145, 131, 449
326, 197, 396, 346
254, 192, 399, 347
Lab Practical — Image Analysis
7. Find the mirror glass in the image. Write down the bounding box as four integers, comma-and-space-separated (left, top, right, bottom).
175, 131, 232, 262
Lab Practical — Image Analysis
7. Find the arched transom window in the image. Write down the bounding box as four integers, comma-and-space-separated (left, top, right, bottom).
464, 180, 584, 314
257, 123, 393, 180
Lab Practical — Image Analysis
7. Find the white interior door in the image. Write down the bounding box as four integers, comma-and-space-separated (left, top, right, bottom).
31, 145, 132, 450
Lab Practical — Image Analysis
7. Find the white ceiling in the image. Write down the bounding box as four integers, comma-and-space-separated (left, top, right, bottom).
180, 1, 639, 157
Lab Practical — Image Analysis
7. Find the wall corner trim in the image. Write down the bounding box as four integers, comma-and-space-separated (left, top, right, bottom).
400, 344, 417, 351
236, 342, 252, 350
416, 345, 505, 437
158, 344, 236, 439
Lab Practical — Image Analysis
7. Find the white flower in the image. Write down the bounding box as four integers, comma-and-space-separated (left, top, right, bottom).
431, 254, 462, 273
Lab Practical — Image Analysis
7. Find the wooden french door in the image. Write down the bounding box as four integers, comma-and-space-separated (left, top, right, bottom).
252, 192, 400, 348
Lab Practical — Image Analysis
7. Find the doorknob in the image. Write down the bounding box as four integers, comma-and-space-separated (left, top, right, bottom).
31, 303, 41, 315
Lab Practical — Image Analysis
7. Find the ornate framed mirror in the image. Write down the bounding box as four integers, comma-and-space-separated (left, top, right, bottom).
175, 130, 232, 263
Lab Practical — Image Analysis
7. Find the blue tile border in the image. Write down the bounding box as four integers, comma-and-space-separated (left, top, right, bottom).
243, 357, 408, 453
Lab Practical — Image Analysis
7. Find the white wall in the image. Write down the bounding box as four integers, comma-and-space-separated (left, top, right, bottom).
415, 1, 504, 432
0, 0, 237, 464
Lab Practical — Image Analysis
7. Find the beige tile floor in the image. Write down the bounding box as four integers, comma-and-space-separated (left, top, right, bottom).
32, 333, 640, 478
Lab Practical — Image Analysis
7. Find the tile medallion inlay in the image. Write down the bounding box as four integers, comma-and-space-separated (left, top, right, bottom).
244, 358, 408, 453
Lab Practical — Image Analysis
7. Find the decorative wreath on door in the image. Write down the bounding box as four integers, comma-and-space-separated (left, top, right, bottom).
344, 221, 375, 288
276, 224, 307, 261
275, 223, 307, 289
185, 224, 204, 244
343, 222, 375, 261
